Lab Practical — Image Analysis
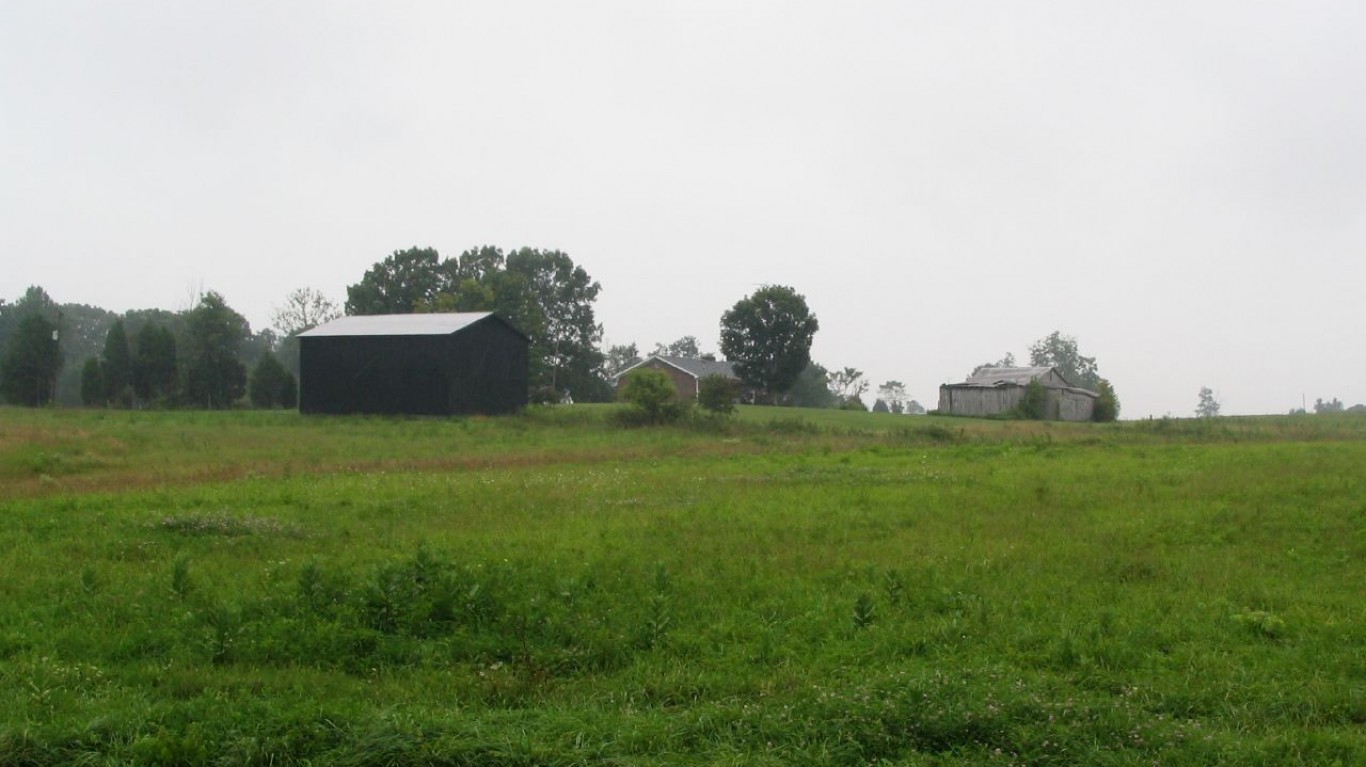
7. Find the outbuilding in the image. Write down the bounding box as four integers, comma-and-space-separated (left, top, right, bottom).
938, 366, 1097, 421
297, 312, 528, 415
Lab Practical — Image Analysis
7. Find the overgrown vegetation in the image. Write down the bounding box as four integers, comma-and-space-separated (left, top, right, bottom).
1, 406, 1363, 764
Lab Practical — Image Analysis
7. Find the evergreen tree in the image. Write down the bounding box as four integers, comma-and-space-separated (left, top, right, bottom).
1, 313, 62, 406
133, 322, 178, 404
181, 292, 248, 409
101, 320, 133, 406
80, 357, 106, 406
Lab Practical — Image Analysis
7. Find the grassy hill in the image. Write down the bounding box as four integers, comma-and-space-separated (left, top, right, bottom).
1, 406, 1363, 765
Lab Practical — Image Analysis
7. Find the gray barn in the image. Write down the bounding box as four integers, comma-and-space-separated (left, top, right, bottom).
297, 312, 528, 416
938, 366, 1097, 421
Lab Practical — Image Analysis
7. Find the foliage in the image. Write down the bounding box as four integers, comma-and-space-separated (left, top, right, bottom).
971, 352, 1016, 376
905, 399, 926, 415
79, 357, 105, 406
1, 313, 62, 406
617, 368, 689, 424
272, 287, 340, 337
828, 366, 868, 403
1028, 331, 1101, 389
132, 322, 178, 404
1314, 397, 1345, 414
696, 374, 738, 415
604, 343, 640, 378
1196, 386, 1221, 418
1093, 378, 1120, 422
877, 380, 908, 413
788, 363, 839, 408
344, 247, 450, 315
1017, 379, 1048, 420
871, 398, 890, 413
180, 292, 248, 409
719, 285, 819, 403
652, 335, 701, 358
100, 320, 133, 407
248, 351, 297, 409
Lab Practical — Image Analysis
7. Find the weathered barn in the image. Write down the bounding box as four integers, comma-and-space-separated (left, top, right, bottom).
938, 366, 1097, 421
297, 312, 528, 415
613, 355, 745, 401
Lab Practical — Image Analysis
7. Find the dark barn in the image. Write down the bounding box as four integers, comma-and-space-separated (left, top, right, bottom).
297, 313, 529, 416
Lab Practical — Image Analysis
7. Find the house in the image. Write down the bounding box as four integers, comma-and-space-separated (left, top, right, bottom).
297, 312, 528, 416
937, 366, 1097, 421
613, 355, 745, 401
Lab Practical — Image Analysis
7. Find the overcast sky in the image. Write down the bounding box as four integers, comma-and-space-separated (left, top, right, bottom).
3, 2, 1363, 417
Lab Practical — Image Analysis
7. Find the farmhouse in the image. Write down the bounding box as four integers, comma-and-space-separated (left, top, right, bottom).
938, 366, 1097, 421
613, 355, 745, 401
297, 312, 528, 416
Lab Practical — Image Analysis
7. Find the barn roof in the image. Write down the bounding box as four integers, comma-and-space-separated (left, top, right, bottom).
965, 366, 1059, 386
298, 312, 528, 341
614, 355, 738, 381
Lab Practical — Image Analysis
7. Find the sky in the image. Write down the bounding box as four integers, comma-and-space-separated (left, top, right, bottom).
3, 2, 1363, 417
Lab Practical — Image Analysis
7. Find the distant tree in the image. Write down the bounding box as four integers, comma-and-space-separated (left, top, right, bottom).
273, 287, 340, 337
1347, 404, 1366, 414
1196, 387, 1221, 418
872, 398, 890, 413
604, 343, 640, 378
788, 363, 838, 408
181, 292, 248, 409
972, 353, 1016, 376
877, 380, 908, 414
905, 400, 926, 415
841, 396, 869, 411
133, 322, 178, 404
697, 374, 738, 416
1313, 397, 1345, 414
100, 320, 134, 407
653, 336, 701, 359
720, 285, 818, 404
80, 357, 106, 406
829, 367, 869, 405
1028, 332, 1101, 390
248, 351, 297, 409
345, 247, 452, 315
1, 313, 62, 406
1092, 379, 1120, 422
618, 368, 689, 424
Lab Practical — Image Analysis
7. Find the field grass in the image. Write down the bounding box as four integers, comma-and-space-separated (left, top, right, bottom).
1, 405, 1363, 765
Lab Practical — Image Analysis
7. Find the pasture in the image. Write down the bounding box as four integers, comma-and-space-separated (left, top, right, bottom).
0, 406, 1362, 765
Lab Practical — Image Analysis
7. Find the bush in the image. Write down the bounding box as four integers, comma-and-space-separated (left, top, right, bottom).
696, 374, 738, 415
1017, 380, 1048, 420
617, 368, 690, 424
1093, 379, 1119, 422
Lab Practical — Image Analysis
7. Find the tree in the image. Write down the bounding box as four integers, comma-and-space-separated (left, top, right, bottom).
273, 287, 340, 337
345, 247, 452, 315
249, 351, 297, 409
877, 380, 908, 414
788, 363, 838, 408
604, 343, 640, 378
972, 353, 1016, 376
872, 398, 890, 413
505, 248, 608, 401
133, 322, 178, 404
101, 320, 133, 407
905, 400, 926, 415
828, 367, 869, 406
80, 357, 106, 406
1017, 380, 1048, 420
1028, 332, 1101, 390
1, 313, 62, 406
1196, 387, 1221, 418
1092, 379, 1120, 422
697, 374, 738, 416
1313, 397, 1345, 414
653, 336, 701, 359
181, 292, 249, 409
617, 368, 689, 424
720, 286, 819, 405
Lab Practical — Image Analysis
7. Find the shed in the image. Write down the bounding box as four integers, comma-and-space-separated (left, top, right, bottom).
297, 312, 529, 415
612, 355, 746, 401
937, 366, 1097, 421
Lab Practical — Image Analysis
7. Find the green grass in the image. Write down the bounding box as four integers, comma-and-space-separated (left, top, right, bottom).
1, 405, 1364, 765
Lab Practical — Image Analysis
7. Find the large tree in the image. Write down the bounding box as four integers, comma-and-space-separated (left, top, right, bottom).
181, 292, 249, 409
1028, 332, 1101, 390
719, 285, 819, 404
653, 336, 701, 359
787, 363, 838, 408
100, 319, 133, 406
345, 247, 452, 315
272, 287, 340, 376
1, 313, 62, 406
133, 321, 178, 404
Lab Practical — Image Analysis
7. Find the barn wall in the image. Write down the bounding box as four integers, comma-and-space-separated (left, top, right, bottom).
299, 318, 527, 415
1056, 390, 1095, 422
938, 385, 1025, 417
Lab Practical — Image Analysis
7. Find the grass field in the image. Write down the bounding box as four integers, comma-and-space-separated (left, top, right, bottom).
1, 406, 1363, 765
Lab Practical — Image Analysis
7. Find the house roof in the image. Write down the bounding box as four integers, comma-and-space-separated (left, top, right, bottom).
614, 354, 738, 381
298, 312, 528, 341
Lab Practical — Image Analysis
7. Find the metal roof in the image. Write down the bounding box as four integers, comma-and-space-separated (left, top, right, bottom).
298, 312, 503, 338
964, 366, 1058, 386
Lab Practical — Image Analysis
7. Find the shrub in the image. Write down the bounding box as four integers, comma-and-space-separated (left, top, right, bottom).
617, 368, 690, 424
1093, 379, 1120, 422
1017, 380, 1048, 420
696, 374, 738, 415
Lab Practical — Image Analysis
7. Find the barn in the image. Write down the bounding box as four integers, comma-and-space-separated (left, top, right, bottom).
612, 355, 746, 401
297, 312, 529, 416
938, 366, 1097, 421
